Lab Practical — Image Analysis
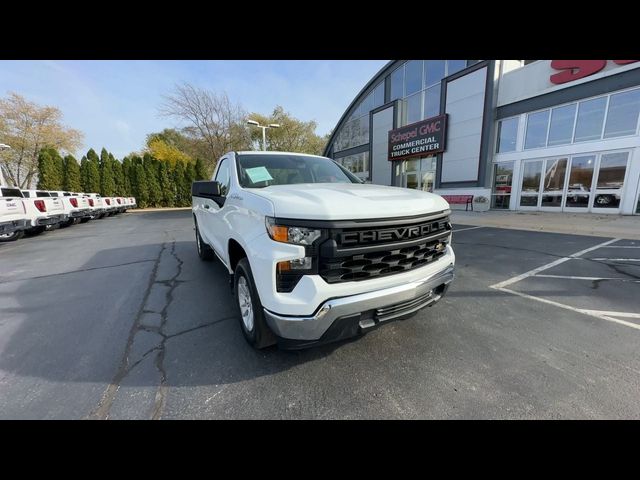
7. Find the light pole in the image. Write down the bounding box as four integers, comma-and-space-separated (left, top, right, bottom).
0, 143, 11, 151
246, 120, 280, 151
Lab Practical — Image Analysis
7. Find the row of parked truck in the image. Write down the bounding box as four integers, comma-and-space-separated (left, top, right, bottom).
0, 187, 137, 242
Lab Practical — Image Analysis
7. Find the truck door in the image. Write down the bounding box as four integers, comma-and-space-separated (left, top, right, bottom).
200, 158, 231, 259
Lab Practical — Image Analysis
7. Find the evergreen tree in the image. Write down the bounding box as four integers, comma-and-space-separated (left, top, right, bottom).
121, 157, 133, 196
63, 154, 82, 192
172, 161, 187, 206
111, 154, 125, 196
194, 158, 208, 181
158, 161, 174, 207
53, 150, 65, 189
86, 149, 101, 193
80, 156, 89, 192
99, 148, 115, 196
143, 153, 161, 207
131, 158, 149, 208
37, 148, 62, 190
184, 162, 196, 207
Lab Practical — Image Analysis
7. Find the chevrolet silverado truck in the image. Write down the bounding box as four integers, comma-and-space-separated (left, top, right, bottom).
0, 187, 29, 242
48, 191, 92, 226
192, 151, 455, 350
84, 193, 107, 219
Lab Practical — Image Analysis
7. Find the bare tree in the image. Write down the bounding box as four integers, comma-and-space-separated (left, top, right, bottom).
0, 93, 83, 188
159, 83, 251, 171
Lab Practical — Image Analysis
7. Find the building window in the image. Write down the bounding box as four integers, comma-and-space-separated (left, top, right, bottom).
447, 60, 467, 76
574, 97, 607, 143
604, 89, 640, 138
524, 110, 550, 149
404, 60, 423, 96
335, 151, 370, 180
373, 82, 385, 108
425, 60, 445, 87
520, 160, 543, 207
496, 117, 518, 153
491, 162, 514, 209
424, 84, 440, 119
547, 104, 577, 146
404, 92, 422, 124
390, 66, 404, 101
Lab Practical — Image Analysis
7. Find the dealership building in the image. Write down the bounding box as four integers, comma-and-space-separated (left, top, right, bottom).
324, 60, 640, 215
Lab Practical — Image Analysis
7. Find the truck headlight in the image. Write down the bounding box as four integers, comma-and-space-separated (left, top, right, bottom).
265, 217, 322, 246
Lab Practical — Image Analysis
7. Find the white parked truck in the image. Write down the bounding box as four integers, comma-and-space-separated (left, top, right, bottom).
84, 193, 108, 219
48, 191, 92, 226
0, 187, 29, 242
16, 189, 67, 236
192, 151, 455, 350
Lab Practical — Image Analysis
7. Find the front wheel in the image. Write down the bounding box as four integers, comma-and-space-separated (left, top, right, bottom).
0, 231, 24, 242
234, 258, 276, 349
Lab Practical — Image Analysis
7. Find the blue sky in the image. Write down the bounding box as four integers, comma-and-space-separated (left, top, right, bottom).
0, 60, 388, 159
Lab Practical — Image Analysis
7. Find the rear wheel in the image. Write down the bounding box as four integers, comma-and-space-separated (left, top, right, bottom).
80, 217, 91, 223
0, 231, 24, 242
195, 223, 214, 261
234, 258, 276, 349
59, 218, 74, 228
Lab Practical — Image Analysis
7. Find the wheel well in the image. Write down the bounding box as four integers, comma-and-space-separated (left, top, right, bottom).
228, 239, 247, 272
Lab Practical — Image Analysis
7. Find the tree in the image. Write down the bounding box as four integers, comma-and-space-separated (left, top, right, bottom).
194, 158, 208, 180
99, 148, 115, 196
159, 83, 251, 172
80, 156, 89, 192
63, 154, 82, 192
0, 92, 83, 188
146, 137, 192, 166
143, 153, 161, 207
37, 148, 63, 190
172, 161, 188, 207
184, 162, 196, 206
121, 157, 133, 196
110, 153, 125, 196
130, 157, 149, 208
247, 106, 328, 155
158, 160, 175, 207
85, 149, 101, 193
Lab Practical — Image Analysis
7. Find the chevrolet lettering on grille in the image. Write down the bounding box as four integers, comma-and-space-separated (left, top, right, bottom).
339, 220, 449, 246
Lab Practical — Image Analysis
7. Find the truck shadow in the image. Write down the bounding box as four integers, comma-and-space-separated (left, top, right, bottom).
0, 238, 350, 392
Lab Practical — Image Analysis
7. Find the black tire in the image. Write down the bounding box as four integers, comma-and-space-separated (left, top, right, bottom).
79, 217, 91, 223
59, 218, 74, 228
25, 226, 46, 237
234, 258, 276, 349
0, 230, 24, 242
195, 223, 214, 261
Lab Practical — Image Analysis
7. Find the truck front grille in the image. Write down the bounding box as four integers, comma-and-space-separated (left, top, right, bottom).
318, 214, 451, 284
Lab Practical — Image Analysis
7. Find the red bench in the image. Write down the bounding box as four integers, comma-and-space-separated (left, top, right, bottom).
441, 194, 474, 211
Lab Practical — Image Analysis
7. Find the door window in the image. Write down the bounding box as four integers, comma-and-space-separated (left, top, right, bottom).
214, 159, 230, 196
565, 155, 595, 208
594, 152, 628, 209
541, 158, 568, 207
519, 161, 543, 207
491, 162, 514, 209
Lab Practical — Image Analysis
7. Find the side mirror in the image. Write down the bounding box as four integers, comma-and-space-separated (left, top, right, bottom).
192, 181, 221, 198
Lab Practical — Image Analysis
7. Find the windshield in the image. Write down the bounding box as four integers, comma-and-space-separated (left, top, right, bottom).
236, 154, 361, 188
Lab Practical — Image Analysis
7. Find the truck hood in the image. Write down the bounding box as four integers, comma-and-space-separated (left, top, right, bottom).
248, 183, 450, 220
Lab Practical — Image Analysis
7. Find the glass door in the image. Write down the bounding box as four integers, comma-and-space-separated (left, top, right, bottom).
592, 151, 629, 213
519, 160, 543, 209
540, 157, 568, 211
564, 155, 595, 212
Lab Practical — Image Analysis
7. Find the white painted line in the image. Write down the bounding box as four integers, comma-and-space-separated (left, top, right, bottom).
580, 310, 640, 319
452, 226, 484, 233
495, 287, 640, 331
534, 274, 640, 282
599, 245, 640, 249
489, 238, 620, 289
590, 258, 640, 262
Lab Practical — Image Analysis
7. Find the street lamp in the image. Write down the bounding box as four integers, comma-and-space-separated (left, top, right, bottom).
0, 143, 11, 151
246, 120, 280, 151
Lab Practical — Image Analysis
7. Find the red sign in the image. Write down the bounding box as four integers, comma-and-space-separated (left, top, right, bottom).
388, 115, 447, 161
550, 60, 638, 85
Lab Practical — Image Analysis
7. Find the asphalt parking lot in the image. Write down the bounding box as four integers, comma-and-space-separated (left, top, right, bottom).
1, 210, 639, 419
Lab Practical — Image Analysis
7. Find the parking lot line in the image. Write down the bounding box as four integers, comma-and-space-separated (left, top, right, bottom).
452, 226, 484, 233
580, 310, 640, 319
490, 238, 620, 290
589, 258, 640, 262
534, 274, 640, 282
602, 246, 640, 249
496, 287, 640, 331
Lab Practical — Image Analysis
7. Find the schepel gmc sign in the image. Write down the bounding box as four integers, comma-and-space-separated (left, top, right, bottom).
550, 60, 638, 85
388, 115, 447, 161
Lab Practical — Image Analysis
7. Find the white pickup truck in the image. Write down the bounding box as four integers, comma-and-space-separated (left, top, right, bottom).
14, 189, 67, 236
47, 191, 92, 227
192, 151, 455, 349
84, 193, 108, 219
0, 187, 29, 242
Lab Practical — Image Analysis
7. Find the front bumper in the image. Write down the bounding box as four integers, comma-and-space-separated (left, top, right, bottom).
0, 219, 28, 234
263, 263, 454, 347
